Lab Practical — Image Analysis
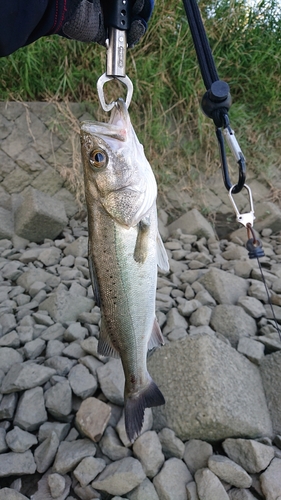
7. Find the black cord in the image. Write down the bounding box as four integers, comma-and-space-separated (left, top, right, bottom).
181, 0, 219, 89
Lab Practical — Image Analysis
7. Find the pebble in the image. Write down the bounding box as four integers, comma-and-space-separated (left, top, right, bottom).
92, 457, 146, 496
6, 425, 37, 452
222, 438, 275, 473
194, 468, 229, 500
0, 192, 281, 497
132, 431, 164, 478
153, 457, 192, 500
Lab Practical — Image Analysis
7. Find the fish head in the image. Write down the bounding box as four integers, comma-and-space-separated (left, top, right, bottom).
81, 99, 157, 227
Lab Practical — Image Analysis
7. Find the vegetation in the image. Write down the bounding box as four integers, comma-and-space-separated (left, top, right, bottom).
0, 0, 280, 192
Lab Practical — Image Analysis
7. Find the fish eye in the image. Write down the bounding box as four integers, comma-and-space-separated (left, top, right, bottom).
89, 149, 108, 169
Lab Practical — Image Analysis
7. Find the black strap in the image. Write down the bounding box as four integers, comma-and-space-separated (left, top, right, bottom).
181, 0, 219, 90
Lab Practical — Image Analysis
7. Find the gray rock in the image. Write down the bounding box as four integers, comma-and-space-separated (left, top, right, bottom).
260, 351, 281, 435
0, 347, 23, 374
64, 236, 88, 258
248, 280, 269, 303
64, 322, 87, 342
17, 268, 52, 292
48, 473, 66, 498
0, 207, 14, 239
228, 489, 257, 500
177, 299, 201, 317
96, 359, 125, 405
1, 362, 56, 393
163, 308, 188, 335
186, 481, 199, 500
31, 469, 71, 500
46, 339, 65, 358
39, 285, 94, 322
183, 439, 213, 475
2, 262, 23, 281
127, 478, 159, 500
44, 381, 72, 420
53, 439, 97, 474
92, 457, 146, 496
38, 247, 62, 267
167, 209, 215, 239
73, 456, 106, 487
14, 386, 48, 431
0, 314, 17, 335
189, 306, 212, 326
167, 328, 187, 341
158, 427, 185, 459
153, 457, 192, 500
237, 337, 265, 364
132, 431, 164, 478
38, 422, 71, 443
210, 305, 257, 347
0, 427, 8, 452
32, 312, 54, 326
75, 397, 111, 442
6, 426, 37, 452
81, 336, 107, 361
0, 489, 29, 500
222, 438, 275, 473
0, 449, 36, 477
2, 394, 21, 430
34, 428, 58, 473
0, 331, 20, 348
194, 468, 229, 500
199, 268, 248, 305
68, 364, 97, 399
194, 289, 216, 306
255, 201, 281, 233
237, 296, 266, 318
14, 188, 67, 242
63, 341, 86, 359
23, 338, 46, 359
208, 455, 252, 488
44, 356, 76, 377
148, 335, 272, 441
260, 457, 281, 500
99, 426, 132, 461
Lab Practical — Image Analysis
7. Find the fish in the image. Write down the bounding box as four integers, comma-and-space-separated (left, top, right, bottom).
80, 98, 169, 442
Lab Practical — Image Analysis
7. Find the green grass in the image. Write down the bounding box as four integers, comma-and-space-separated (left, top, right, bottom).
0, 0, 280, 192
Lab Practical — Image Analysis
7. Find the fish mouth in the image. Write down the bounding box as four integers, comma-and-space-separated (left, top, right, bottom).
81, 99, 130, 145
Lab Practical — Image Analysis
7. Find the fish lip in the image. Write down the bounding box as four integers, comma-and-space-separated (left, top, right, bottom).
81, 99, 130, 143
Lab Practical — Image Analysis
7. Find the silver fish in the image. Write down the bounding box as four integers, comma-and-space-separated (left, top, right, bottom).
80, 98, 169, 442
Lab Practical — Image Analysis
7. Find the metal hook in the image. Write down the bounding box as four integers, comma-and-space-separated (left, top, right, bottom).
228, 184, 255, 227
97, 73, 134, 112
216, 113, 246, 194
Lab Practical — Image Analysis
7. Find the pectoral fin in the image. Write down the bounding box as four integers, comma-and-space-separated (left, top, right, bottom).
133, 217, 150, 264
157, 230, 170, 272
98, 321, 120, 359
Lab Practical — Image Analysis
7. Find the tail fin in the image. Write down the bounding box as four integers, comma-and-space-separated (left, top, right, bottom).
125, 379, 165, 443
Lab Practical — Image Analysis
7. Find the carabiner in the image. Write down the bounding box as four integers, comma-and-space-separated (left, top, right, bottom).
228, 184, 255, 228
216, 113, 246, 194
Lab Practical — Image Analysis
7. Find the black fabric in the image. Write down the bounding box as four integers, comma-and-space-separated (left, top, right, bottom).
0, 0, 154, 57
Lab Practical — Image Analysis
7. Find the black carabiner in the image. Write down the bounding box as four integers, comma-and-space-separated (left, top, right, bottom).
216, 113, 246, 194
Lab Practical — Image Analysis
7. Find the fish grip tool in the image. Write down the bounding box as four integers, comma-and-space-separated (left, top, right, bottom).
97, 0, 133, 111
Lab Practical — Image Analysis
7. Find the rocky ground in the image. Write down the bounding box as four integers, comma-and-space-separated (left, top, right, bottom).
1, 102, 281, 499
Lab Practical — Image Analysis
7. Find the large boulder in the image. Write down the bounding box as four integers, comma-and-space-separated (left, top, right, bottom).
148, 335, 272, 441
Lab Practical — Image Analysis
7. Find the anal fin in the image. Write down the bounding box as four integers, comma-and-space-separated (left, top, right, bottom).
98, 321, 120, 359
148, 317, 165, 350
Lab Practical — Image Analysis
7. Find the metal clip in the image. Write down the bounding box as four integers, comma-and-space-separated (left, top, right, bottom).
97, 73, 133, 112
228, 184, 255, 227
216, 113, 246, 194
